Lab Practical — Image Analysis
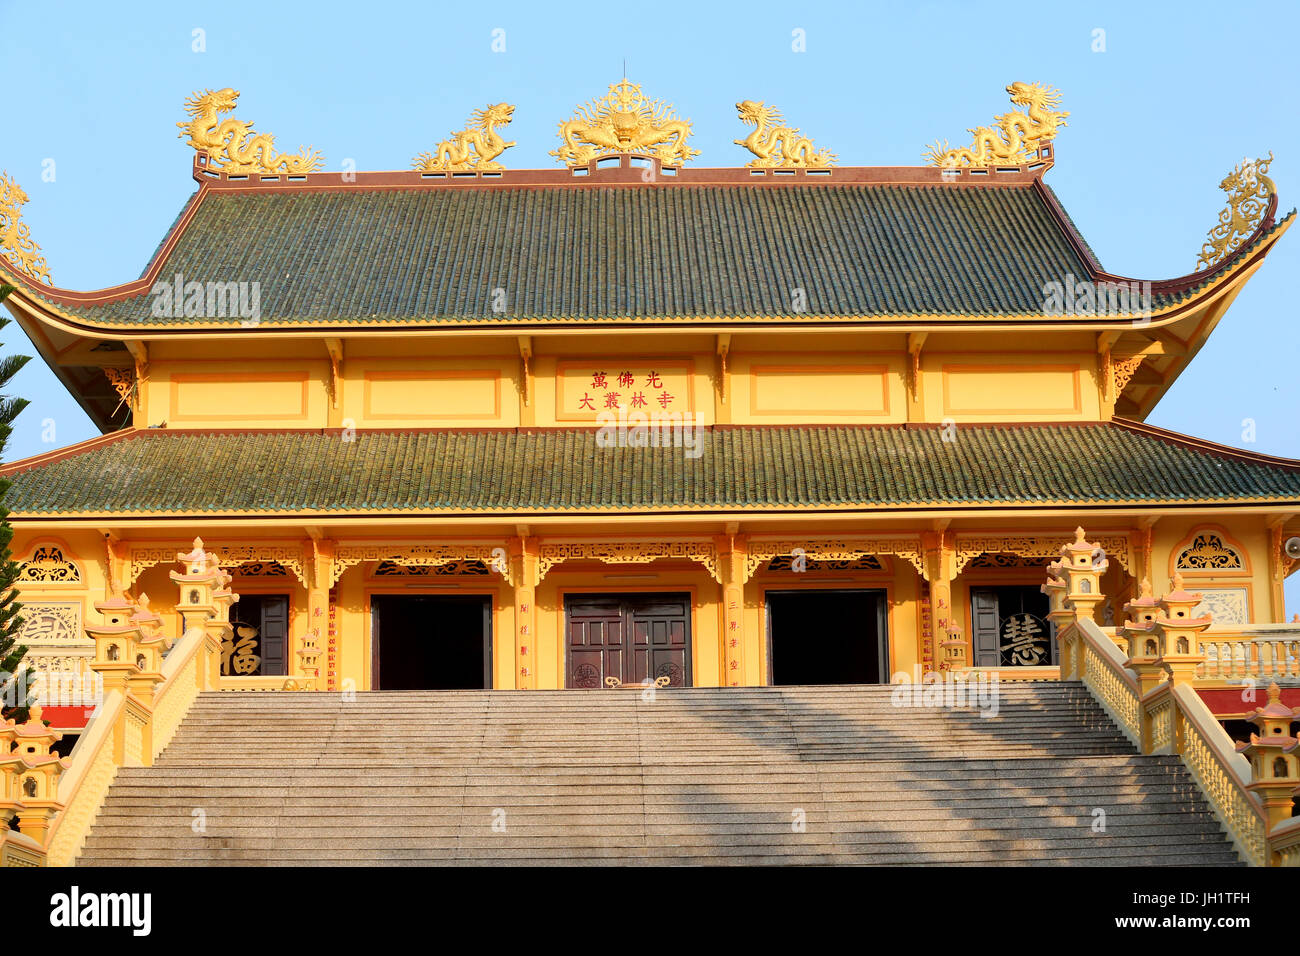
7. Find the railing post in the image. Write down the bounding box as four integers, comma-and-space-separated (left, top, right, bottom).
1153, 573, 1211, 688
1118, 578, 1167, 698
1042, 561, 1075, 678
1235, 682, 1300, 864
170, 537, 238, 689
0, 704, 70, 845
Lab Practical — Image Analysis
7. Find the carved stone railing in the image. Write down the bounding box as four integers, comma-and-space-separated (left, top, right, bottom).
1045, 530, 1286, 866
1270, 818, 1300, 866
43, 623, 216, 866
1172, 680, 1270, 866
1199, 626, 1300, 683
1075, 620, 1142, 748
23, 538, 232, 866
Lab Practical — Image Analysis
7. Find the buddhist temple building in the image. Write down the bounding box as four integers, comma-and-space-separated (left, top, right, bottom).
2, 78, 1299, 732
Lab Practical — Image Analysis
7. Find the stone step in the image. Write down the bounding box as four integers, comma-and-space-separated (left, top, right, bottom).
76, 682, 1242, 866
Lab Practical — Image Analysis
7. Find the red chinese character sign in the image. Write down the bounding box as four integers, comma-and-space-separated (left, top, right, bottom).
557, 361, 695, 421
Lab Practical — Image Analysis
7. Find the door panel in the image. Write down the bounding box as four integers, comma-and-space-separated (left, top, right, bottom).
566, 594, 690, 688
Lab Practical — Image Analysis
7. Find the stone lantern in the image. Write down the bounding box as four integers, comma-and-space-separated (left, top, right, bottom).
84, 584, 142, 693
1059, 527, 1108, 624
170, 537, 222, 632
1236, 682, 1300, 832
938, 622, 967, 670
1119, 578, 1165, 696
128, 593, 170, 706
0, 705, 69, 843
1153, 573, 1211, 686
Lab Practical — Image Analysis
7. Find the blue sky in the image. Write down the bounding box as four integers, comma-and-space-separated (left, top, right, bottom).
2, 0, 1297, 606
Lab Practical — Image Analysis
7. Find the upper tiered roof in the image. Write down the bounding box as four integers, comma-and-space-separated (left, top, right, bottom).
0, 80, 1288, 333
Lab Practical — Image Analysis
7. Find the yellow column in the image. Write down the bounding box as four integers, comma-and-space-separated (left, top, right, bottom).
716, 534, 747, 687
511, 536, 539, 690
307, 538, 334, 689
922, 531, 956, 674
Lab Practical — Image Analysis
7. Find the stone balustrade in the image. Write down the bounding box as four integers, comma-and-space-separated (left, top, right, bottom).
6, 537, 235, 866
1045, 528, 1298, 866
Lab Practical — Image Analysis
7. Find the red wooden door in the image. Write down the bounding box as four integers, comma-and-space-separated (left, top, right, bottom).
566, 594, 690, 688
566, 597, 625, 688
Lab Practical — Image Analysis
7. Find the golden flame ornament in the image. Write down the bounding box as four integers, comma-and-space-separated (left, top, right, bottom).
551, 78, 699, 167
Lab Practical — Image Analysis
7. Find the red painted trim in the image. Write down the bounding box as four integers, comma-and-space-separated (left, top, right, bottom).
0, 427, 140, 476
40, 704, 94, 731
1196, 686, 1300, 720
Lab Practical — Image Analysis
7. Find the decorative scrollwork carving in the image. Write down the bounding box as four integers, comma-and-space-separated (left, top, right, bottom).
744, 539, 925, 582
1110, 355, 1143, 396
1176, 531, 1245, 572
766, 554, 884, 573
537, 540, 718, 584
1196, 154, 1275, 270
955, 534, 1131, 576
925, 82, 1068, 167
0, 171, 51, 283
734, 101, 834, 168
177, 88, 324, 174
19, 545, 82, 583
374, 559, 491, 577
413, 103, 516, 171
126, 544, 308, 588
551, 78, 699, 167
333, 544, 510, 586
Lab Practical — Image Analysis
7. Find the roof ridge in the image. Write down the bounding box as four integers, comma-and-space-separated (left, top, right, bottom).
1111, 417, 1300, 471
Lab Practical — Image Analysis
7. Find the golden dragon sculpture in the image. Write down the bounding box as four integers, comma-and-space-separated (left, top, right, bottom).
551, 78, 699, 167
177, 88, 324, 174
0, 172, 51, 284
1195, 153, 1275, 270
413, 103, 516, 171
734, 100, 835, 168
925, 82, 1068, 167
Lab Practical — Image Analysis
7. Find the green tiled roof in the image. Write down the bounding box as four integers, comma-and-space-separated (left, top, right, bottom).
5, 423, 1299, 515
52, 185, 1099, 325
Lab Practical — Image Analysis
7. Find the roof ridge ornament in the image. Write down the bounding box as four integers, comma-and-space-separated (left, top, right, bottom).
0, 171, 51, 284
1195, 153, 1275, 270
925, 81, 1068, 167
734, 101, 835, 168
413, 103, 516, 172
177, 88, 324, 174
550, 78, 699, 167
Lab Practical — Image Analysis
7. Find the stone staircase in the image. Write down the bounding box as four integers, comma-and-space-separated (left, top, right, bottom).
76, 683, 1242, 865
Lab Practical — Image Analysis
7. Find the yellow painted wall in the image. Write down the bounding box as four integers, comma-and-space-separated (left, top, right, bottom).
127, 336, 1109, 431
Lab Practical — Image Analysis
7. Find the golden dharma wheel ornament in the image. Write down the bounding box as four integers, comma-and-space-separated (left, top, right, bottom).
925, 81, 1068, 167
0, 171, 51, 284
1195, 153, 1275, 270
177, 88, 324, 175
413, 103, 517, 172
734, 101, 835, 168
551, 78, 699, 167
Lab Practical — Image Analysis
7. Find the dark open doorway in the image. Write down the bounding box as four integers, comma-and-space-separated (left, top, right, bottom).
766, 589, 889, 685
371, 594, 492, 690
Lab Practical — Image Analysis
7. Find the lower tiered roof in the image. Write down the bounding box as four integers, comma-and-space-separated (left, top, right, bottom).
3, 420, 1299, 517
